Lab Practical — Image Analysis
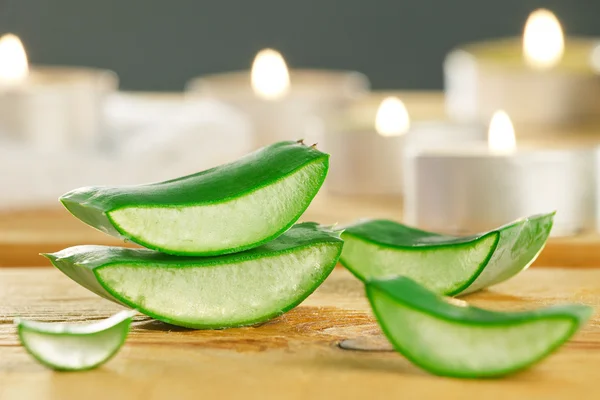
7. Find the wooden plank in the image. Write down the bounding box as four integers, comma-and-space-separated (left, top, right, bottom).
0, 267, 599, 399
1, 195, 599, 267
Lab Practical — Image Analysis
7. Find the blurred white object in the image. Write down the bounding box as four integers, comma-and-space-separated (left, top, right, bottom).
324, 92, 486, 196
325, 96, 409, 195
0, 66, 118, 152
187, 48, 369, 148
403, 112, 595, 237
444, 46, 600, 130
444, 10, 600, 129
444, 9, 600, 131
107, 92, 253, 183
0, 33, 117, 151
0, 92, 253, 209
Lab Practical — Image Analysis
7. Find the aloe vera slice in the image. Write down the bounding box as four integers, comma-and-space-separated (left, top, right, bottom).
367, 277, 591, 378
340, 213, 554, 296
60, 141, 328, 256
44, 223, 343, 329
17, 310, 135, 371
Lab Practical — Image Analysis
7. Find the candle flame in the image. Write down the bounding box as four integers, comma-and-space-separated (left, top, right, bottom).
0, 33, 28, 83
375, 97, 410, 137
523, 9, 564, 69
251, 48, 290, 100
488, 110, 516, 153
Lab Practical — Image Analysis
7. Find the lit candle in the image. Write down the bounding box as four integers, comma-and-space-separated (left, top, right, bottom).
186, 48, 369, 148
403, 111, 594, 236
0, 33, 118, 151
325, 92, 486, 196
326, 96, 409, 195
445, 9, 600, 130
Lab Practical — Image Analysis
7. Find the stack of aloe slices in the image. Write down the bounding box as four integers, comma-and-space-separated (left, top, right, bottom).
16, 139, 592, 377
338, 214, 592, 377
21, 140, 343, 370
46, 140, 341, 329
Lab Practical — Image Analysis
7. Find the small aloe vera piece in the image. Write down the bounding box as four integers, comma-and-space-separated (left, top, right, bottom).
367, 276, 591, 378
340, 213, 554, 296
60, 140, 329, 256
44, 223, 343, 329
17, 310, 135, 371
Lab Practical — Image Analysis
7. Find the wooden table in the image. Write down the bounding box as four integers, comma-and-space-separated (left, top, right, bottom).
0, 267, 599, 399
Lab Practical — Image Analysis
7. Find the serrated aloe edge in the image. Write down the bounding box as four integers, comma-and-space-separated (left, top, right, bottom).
43, 223, 343, 329
339, 212, 554, 296
16, 310, 136, 371
366, 276, 591, 378
60, 140, 329, 256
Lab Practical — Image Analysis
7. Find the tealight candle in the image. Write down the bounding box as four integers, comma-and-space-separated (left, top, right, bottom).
0, 34, 118, 151
325, 96, 409, 195
186, 48, 369, 148
403, 111, 595, 237
445, 9, 600, 130
324, 92, 486, 196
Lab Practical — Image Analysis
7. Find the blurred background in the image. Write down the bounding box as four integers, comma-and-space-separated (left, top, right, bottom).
3, 0, 600, 267
4, 0, 600, 91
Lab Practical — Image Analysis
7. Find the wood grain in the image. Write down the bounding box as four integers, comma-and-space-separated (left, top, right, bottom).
0, 267, 599, 399
1, 194, 599, 268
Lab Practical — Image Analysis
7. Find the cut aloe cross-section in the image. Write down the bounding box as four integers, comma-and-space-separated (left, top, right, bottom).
367, 276, 591, 378
60, 140, 329, 256
340, 213, 554, 296
17, 310, 135, 371
44, 223, 343, 329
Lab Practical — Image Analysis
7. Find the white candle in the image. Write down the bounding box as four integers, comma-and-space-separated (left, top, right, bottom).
325, 93, 486, 196
403, 111, 595, 236
0, 34, 118, 151
186, 48, 369, 148
325, 96, 409, 195
445, 9, 600, 130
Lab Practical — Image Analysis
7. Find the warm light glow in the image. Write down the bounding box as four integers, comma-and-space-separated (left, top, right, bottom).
523, 9, 564, 69
0, 33, 28, 84
251, 48, 290, 100
375, 97, 410, 137
488, 110, 516, 153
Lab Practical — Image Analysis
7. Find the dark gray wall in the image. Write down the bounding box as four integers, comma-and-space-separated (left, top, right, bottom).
3, 0, 599, 91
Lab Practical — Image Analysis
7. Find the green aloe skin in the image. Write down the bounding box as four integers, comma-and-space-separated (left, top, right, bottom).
60, 141, 329, 256
44, 223, 343, 329
16, 310, 136, 371
340, 213, 554, 296
367, 276, 592, 378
